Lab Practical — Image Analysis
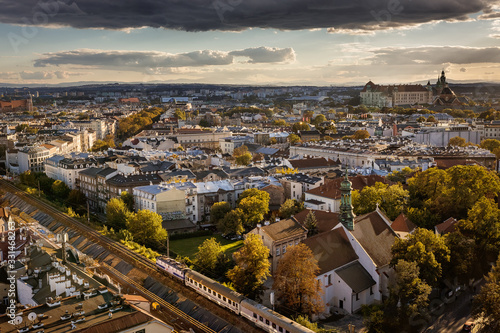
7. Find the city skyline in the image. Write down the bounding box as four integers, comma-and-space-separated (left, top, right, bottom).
0, 0, 499, 86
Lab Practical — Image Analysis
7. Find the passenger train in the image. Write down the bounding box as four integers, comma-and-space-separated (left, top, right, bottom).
156, 256, 315, 333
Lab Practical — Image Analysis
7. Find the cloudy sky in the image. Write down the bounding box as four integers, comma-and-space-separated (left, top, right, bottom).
0, 0, 499, 86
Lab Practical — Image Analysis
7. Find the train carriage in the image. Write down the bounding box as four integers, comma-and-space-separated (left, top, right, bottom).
185, 270, 245, 314
156, 256, 189, 281
240, 299, 315, 333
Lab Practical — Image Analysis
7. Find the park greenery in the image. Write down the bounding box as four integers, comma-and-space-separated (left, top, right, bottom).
117, 107, 163, 140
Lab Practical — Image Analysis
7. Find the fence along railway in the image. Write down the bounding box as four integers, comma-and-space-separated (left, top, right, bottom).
0, 179, 254, 333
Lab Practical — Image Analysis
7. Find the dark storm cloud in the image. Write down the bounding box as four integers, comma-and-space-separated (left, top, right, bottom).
368, 46, 500, 65
0, 0, 497, 32
33, 48, 295, 68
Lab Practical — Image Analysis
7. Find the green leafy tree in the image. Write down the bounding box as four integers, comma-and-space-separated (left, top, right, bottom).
67, 189, 87, 215
288, 133, 301, 144
292, 122, 311, 133
352, 182, 408, 220
458, 197, 500, 275
210, 201, 231, 225
278, 199, 302, 219
304, 210, 318, 236
391, 260, 432, 323
227, 233, 270, 299
120, 191, 134, 211
237, 188, 270, 227
273, 119, 287, 127
174, 108, 186, 120
391, 228, 450, 286
386, 167, 414, 184
448, 136, 466, 147
106, 197, 131, 231
195, 238, 225, 272
427, 115, 437, 123
235, 152, 252, 166
473, 255, 500, 333
218, 208, 245, 235
352, 129, 370, 140
126, 209, 167, 247
51, 180, 70, 199
443, 231, 476, 283
311, 114, 326, 126
274, 244, 323, 315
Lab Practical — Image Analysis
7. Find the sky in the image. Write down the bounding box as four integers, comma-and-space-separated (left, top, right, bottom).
0, 0, 499, 86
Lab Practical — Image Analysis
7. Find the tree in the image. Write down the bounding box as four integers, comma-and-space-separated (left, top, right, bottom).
273, 119, 287, 127
218, 208, 245, 235
304, 210, 318, 236
120, 191, 134, 211
480, 139, 500, 152
391, 260, 432, 322
199, 119, 210, 127
195, 238, 225, 272
427, 115, 437, 123
174, 108, 186, 120
386, 167, 414, 184
352, 129, 370, 140
311, 114, 326, 126
416, 116, 426, 122
51, 180, 70, 199
126, 209, 168, 247
352, 182, 408, 221
273, 244, 323, 315
391, 228, 450, 286
235, 152, 252, 166
288, 133, 301, 144
458, 197, 500, 275
210, 201, 231, 225
106, 197, 131, 231
292, 122, 311, 133
227, 233, 270, 299
473, 255, 500, 333
443, 231, 476, 283
237, 188, 270, 227
279, 199, 302, 219
233, 145, 252, 165
448, 136, 466, 147
67, 189, 87, 215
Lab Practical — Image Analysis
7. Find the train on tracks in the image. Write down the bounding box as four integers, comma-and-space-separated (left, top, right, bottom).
156, 256, 315, 333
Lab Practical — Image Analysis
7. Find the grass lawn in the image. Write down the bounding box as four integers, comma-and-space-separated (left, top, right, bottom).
169, 234, 244, 260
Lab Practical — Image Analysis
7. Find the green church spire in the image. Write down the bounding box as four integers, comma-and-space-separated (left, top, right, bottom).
339, 166, 355, 231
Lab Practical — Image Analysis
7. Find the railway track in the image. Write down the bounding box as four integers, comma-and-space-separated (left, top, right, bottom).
0, 179, 241, 333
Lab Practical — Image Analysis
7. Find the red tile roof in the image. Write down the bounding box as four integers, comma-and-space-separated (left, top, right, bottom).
435, 217, 458, 235
306, 174, 390, 199
391, 213, 416, 233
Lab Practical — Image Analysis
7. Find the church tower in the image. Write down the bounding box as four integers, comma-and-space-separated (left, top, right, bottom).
339, 167, 355, 231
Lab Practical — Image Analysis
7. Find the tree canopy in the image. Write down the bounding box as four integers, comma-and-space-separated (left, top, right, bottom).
352, 182, 408, 220
106, 197, 131, 231
391, 228, 450, 286
126, 209, 167, 248
273, 244, 323, 315
237, 188, 270, 227
195, 238, 225, 273
473, 255, 500, 333
227, 233, 270, 299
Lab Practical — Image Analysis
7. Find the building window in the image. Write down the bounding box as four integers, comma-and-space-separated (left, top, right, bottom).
370, 286, 373, 295
276, 248, 280, 256
356, 293, 359, 301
